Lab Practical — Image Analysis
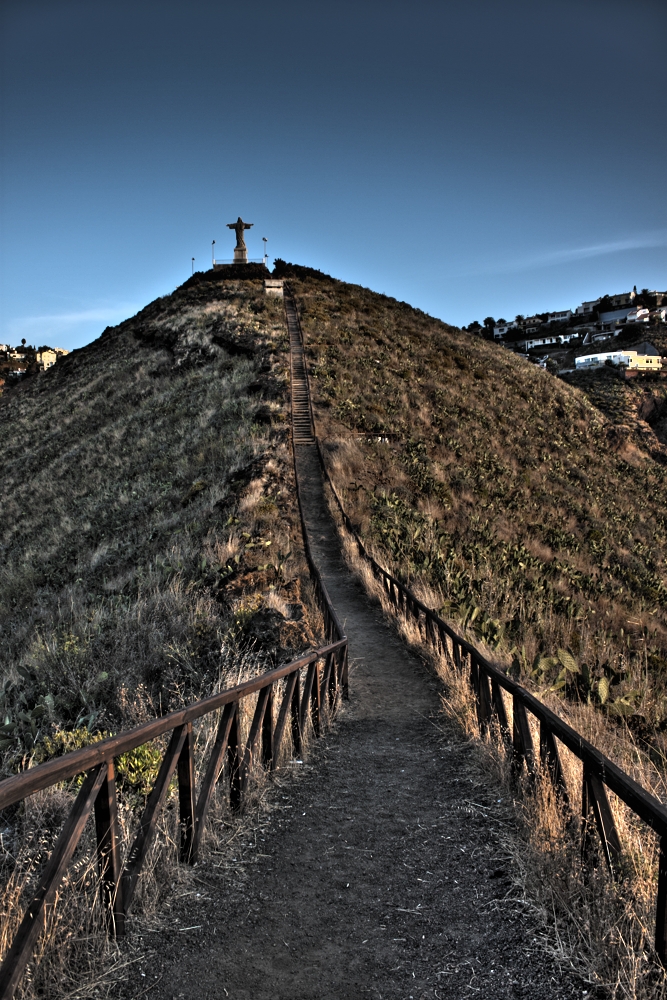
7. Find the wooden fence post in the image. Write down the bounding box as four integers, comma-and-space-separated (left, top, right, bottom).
0, 766, 106, 1000
240, 687, 273, 793
94, 760, 124, 935
539, 722, 569, 805
178, 723, 196, 863
581, 767, 621, 877
290, 672, 303, 755
490, 678, 511, 748
271, 672, 297, 769
193, 702, 237, 860
311, 661, 322, 737
469, 652, 481, 723
228, 706, 242, 811
326, 650, 337, 706
425, 613, 435, 649
301, 662, 317, 734
655, 836, 667, 965
477, 662, 492, 735
438, 624, 449, 659
261, 683, 274, 769
341, 646, 349, 701
512, 696, 535, 779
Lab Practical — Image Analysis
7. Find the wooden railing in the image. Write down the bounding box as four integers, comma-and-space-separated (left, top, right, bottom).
316, 439, 667, 964
0, 640, 347, 999
0, 444, 348, 1000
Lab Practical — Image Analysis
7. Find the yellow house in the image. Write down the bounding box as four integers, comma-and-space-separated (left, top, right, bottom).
37, 348, 69, 370
575, 342, 662, 371
36, 350, 57, 369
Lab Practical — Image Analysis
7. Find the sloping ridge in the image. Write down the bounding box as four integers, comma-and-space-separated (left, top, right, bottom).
131, 293, 578, 999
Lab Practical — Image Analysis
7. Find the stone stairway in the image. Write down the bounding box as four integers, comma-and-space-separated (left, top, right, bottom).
285, 294, 316, 445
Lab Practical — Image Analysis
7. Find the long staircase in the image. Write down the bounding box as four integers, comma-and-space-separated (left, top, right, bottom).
285, 294, 315, 445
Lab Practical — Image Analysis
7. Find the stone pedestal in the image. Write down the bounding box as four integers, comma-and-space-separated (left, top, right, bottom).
233, 247, 248, 263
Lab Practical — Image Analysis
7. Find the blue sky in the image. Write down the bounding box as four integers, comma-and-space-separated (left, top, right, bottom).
1, 0, 666, 350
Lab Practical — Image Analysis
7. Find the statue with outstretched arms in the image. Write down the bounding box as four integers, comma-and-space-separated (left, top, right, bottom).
227, 217, 253, 250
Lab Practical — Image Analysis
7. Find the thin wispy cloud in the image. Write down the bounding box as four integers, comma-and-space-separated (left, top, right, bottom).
454, 230, 667, 278
5, 304, 139, 348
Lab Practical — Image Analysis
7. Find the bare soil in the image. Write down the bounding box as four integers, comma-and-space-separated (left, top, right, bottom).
121, 445, 582, 999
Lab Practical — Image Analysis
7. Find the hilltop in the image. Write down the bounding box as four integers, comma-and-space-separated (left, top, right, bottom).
4, 263, 667, 751
275, 264, 667, 732
3, 265, 667, 997
0, 273, 320, 773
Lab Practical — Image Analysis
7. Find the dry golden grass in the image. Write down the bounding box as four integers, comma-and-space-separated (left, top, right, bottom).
282, 269, 667, 745
327, 474, 667, 998
0, 276, 320, 766
0, 273, 326, 996
1, 647, 324, 999
284, 262, 667, 997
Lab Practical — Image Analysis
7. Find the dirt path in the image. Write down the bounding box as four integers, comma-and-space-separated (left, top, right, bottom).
123, 445, 581, 1000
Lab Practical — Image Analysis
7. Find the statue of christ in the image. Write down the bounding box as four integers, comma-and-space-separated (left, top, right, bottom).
227, 217, 253, 250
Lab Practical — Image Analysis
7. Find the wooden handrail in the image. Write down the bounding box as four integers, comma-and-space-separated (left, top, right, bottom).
0, 636, 348, 998
0, 642, 344, 812
314, 431, 667, 962
0, 287, 350, 997
282, 285, 667, 964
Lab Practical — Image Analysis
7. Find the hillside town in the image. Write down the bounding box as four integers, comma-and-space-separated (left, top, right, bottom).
0, 342, 69, 392
467, 285, 667, 375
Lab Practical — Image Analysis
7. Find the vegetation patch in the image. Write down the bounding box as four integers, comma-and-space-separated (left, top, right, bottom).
0, 277, 320, 778
289, 273, 667, 745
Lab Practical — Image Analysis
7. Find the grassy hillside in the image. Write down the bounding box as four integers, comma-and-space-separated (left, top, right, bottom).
562, 365, 667, 446
282, 265, 667, 732
0, 273, 319, 776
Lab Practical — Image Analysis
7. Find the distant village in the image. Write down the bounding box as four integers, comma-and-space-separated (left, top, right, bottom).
467, 286, 667, 375
0, 343, 70, 392
1, 284, 666, 396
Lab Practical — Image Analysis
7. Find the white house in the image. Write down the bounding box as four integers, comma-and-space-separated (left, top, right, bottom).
576, 299, 601, 315
626, 307, 650, 324
518, 334, 559, 350
576, 350, 629, 369
575, 342, 662, 371
493, 321, 517, 339
546, 310, 573, 324
584, 330, 620, 345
